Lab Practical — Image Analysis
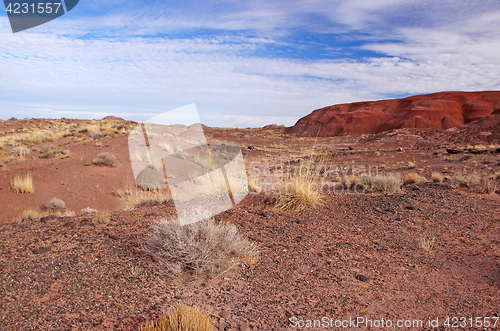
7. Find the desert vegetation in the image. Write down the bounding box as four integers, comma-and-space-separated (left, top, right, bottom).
272, 157, 325, 211
140, 303, 214, 331
45, 198, 66, 211
360, 174, 402, 193
142, 217, 258, 279
11, 173, 35, 193
92, 152, 119, 167
121, 186, 171, 209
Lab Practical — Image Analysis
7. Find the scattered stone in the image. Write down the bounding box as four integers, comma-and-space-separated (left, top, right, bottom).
355, 274, 369, 282
219, 310, 230, 319
32, 247, 51, 255
446, 148, 462, 154
460, 154, 473, 162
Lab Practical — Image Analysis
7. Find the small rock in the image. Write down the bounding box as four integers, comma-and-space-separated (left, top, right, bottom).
219, 310, 230, 319
405, 205, 416, 210
239, 324, 250, 331
355, 274, 369, 282
32, 247, 51, 255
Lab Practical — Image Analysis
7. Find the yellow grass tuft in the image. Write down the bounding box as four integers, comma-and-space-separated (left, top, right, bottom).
403, 172, 421, 184
11, 173, 35, 193
121, 186, 171, 209
342, 175, 361, 189
273, 159, 324, 212
360, 174, 402, 193
420, 237, 435, 254
139, 303, 214, 331
431, 172, 444, 183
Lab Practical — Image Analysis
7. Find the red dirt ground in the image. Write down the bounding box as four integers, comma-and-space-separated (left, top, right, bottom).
0, 104, 500, 330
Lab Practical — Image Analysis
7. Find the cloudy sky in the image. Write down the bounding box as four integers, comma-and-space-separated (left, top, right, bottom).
1, 0, 500, 127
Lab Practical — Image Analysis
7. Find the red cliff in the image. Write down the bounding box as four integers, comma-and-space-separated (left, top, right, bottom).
288, 91, 500, 136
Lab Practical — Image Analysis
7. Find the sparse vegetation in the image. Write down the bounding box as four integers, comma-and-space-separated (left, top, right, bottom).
11, 173, 35, 193
342, 175, 361, 189
431, 172, 444, 182
11, 146, 30, 156
94, 211, 111, 225
46, 198, 66, 211
451, 172, 497, 194
92, 152, 119, 167
403, 172, 423, 184
420, 237, 435, 254
142, 217, 258, 279
121, 186, 171, 209
273, 157, 324, 211
139, 303, 214, 331
360, 174, 402, 193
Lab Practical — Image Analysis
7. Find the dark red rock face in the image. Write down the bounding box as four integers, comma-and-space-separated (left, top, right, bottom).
289, 91, 500, 136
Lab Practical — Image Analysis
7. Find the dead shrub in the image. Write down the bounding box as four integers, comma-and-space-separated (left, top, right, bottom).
46, 198, 66, 211
139, 303, 214, 331
92, 152, 119, 167
142, 217, 258, 279
11, 146, 30, 156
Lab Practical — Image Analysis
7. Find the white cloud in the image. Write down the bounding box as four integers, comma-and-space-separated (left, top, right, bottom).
0, 1, 499, 126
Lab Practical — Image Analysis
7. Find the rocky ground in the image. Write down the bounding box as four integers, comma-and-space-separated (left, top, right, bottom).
1, 118, 500, 330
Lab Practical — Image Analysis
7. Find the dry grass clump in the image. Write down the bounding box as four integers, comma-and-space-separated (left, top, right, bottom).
420, 237, 435, 254
247, 174, 261, 193
92, 152, 119, 167
46, 198, 66, 211
11, 173, 35, 193
451, 173, 481, 189
17, 208, 71, 221
140, 303, 214, 331
451, 172, 497, 194
18, 208, 42, 221
122, 186, 171, 209
142, 217, 258, 279
407, 161, 416, 169
403, 172, 423, 184
360, 174, 401, 193
273, 157, 324, 211
342, 175, 361, 189
94, 211, 111, 225
431, 172, 444, 182
11, 146, 30, 156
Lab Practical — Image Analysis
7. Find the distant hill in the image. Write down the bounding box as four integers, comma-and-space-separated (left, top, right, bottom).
288, 91, 500, 136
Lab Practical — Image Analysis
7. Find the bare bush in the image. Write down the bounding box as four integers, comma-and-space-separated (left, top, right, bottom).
46, 198, 66, 211
11, 146, 30, 156
92, 152, 119, 167
142, 217, 258, 279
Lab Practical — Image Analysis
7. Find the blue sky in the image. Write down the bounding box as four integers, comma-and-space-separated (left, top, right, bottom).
1, 0, 500, 127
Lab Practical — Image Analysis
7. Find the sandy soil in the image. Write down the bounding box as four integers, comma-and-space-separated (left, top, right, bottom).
0, 118, 499, 330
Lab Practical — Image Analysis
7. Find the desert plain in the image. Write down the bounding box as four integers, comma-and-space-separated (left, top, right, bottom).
0, 91, 499, 330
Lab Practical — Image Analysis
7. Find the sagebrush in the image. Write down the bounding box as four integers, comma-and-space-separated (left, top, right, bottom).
142, 217, 258, 279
